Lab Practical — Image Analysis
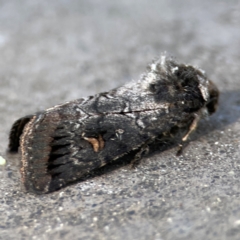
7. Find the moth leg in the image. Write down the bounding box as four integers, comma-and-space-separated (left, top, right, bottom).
177, 142, 189, 156
177, 113, 201, 156
130, 144, 150, 168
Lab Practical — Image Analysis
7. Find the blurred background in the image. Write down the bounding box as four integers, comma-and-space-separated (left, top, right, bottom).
0, 1, 240, 239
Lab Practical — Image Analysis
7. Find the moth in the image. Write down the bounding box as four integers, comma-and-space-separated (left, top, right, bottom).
8, 55, 219, 194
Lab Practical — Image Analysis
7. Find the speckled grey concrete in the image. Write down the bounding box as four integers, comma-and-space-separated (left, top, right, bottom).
0, 1, 240, 240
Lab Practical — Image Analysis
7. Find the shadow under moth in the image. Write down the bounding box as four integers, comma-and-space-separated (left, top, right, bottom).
8, 55, 219, 194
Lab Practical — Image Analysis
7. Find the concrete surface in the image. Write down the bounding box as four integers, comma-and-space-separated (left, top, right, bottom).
0, 1, 240, 239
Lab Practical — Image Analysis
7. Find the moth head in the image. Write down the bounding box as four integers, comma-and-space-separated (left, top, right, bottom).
205, 80, 219, 115
194, 69, 219, 116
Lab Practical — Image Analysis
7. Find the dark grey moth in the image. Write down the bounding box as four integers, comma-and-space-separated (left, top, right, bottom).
8, 55, 219, 194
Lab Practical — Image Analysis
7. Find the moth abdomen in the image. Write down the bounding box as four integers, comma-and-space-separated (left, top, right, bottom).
8, 115, 34, 152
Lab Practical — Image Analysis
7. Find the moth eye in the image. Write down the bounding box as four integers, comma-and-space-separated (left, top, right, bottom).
206, 80, 219, 114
